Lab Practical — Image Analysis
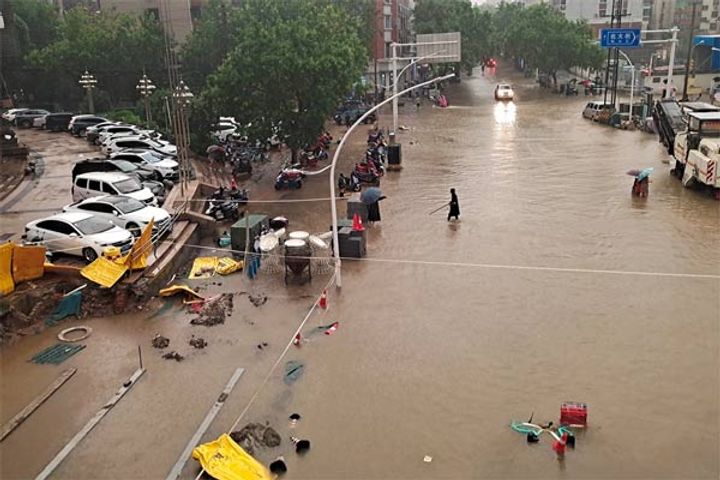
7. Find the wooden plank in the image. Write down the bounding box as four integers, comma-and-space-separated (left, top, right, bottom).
165, 367, 245, 480
34, 368, 146, 480
0, 368, 77, 442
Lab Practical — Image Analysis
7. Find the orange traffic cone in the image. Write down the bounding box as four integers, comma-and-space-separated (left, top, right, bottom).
352, 213, 365, 232
318, 290, 328, 309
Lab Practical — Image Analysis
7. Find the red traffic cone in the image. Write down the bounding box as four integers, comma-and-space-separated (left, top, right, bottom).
324, 321, 339, 335
352, 213, 365, 232
318, 290, 328, 309
293, 333, 302, 347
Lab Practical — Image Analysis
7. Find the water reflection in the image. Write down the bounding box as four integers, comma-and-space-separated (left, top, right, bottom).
494, 101, 516, 125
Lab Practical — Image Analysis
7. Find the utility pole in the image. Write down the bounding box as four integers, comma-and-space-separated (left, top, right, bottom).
681, 1, 699, 101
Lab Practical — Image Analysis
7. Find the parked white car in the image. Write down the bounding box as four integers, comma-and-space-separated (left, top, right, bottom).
96, 125, 145, 145
1, 108, 29, 122
110, 149, 179, 181
101, 135, 177, 157
33, 115, 48, 128
63, 195, 171, 237
23, 211, 134, 263
212, 120, 241, 143
72, 172, 157, 206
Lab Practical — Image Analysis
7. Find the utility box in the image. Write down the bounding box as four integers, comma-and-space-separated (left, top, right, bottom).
387, 144, 402, 166
346, 193, 368, 222
230, 214, 269, 252
338, 227, 366, 258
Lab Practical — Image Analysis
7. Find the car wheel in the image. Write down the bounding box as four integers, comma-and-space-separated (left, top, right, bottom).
83, 247, 99, 263
20, 119, 32, 128
126, 223, 142, 237
153, 171, 164, 181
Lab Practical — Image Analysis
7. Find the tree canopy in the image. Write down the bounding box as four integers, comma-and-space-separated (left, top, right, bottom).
499, 4, 604, 81
194, 0, 369, 152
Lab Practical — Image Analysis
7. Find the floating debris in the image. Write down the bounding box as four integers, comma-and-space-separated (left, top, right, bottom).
269, 457, 287, 475
191, 293, 233, 326
230, 423, 282, 455
248, 294, 268, 307
162, 351, 184, 361
284, 361, 304, 384
423, 455, 433, 463
288, 413, 301, 428
152, 334, 170, 349
189, 336, 207, 349
291, 436, 311, 455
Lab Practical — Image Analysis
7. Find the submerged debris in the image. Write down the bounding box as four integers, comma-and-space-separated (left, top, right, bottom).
189, 336, 207, 349
191, 293, 234, 326
162, 351, 184, 361
230, 423, 282, 455
248, 294, 268, 307
152, 334, 170, 349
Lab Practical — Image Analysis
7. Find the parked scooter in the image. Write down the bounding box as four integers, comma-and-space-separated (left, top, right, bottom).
275, 168, 304, 190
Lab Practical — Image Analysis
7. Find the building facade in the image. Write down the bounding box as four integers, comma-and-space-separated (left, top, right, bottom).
98, 0, 215, 43
369, 0, 414, 91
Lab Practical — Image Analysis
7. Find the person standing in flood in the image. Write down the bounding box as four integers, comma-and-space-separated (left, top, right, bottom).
448, 188, 460, 221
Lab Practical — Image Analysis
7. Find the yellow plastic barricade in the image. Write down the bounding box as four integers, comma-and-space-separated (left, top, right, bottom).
12, 244, 46, 282
123, 219, 154, 270
217, 257, 243, 276
192, 434, 271, 480
0, 243, 14, 295
189, 257, 220, 279
158, 284, 205, 303
80, 257, 129, 288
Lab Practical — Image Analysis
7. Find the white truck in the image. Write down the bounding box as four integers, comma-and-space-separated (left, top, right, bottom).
672, 111, 720, 199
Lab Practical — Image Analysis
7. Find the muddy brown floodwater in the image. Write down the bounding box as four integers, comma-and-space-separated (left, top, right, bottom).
1, 66, 718, 480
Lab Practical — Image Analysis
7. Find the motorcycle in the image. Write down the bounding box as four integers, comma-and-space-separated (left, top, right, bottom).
275, 169, 304, 190
204, 186, 248, 221
352, 163, 381, 186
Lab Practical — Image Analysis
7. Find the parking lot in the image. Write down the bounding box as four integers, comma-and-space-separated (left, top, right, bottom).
0, 130, 99, 244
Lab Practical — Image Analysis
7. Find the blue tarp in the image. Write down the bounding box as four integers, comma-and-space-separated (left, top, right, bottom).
46, 291, 82, 326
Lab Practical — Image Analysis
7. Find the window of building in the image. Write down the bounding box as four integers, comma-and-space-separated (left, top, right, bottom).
384, 14, 392, 30
385, 42, 393, 58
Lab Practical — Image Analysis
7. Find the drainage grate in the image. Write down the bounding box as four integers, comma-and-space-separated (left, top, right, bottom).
30, 343, 86, 365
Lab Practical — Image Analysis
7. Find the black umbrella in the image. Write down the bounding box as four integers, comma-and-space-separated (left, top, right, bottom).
360, 187, 384, 204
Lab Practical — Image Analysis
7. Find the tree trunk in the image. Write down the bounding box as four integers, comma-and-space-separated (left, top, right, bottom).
552, 72, 557, 85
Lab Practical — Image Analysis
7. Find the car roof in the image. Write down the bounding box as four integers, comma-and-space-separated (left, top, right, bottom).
41, 211, 94, 223
75, 171, 133, 182
687, 111, 720, 120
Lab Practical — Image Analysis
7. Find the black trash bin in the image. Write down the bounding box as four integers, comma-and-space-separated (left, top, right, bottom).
387, 144, 401, 166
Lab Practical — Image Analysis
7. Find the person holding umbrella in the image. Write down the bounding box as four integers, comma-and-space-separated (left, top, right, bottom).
447, 188, 460, 221
628, 168, 653, 198
360, 187, 386, 225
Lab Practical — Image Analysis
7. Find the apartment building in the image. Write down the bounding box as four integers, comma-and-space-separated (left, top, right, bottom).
98, 0, 215, 43
370, 0, 414, 89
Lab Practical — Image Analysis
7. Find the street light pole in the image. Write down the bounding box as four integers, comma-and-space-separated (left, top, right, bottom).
329, 73, 455, 289
681, 1, 699, 101
172, 80, 193, 195
136, 73, 156, 126
666, 27, 679, 99
616, 49, 635, 118
392, 43, 398, 137
78, 69, 97, 114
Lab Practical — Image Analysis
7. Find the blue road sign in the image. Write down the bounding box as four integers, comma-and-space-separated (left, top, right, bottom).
600, 28, 641, 48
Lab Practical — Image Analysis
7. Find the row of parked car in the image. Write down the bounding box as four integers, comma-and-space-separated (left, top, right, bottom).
3, 108, 179, 264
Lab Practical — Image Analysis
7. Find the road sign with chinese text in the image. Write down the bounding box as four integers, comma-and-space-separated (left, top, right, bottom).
600, 29, 641, 48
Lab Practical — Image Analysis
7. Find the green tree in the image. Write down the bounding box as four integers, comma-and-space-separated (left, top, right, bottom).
23, 7, 166, 108
195, 0, 368, 155
13, 0, 60, 53
496, 4, 604, 83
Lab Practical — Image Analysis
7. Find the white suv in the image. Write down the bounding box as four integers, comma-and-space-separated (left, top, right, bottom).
72, 172, 157, 206
24, 212, 134, 263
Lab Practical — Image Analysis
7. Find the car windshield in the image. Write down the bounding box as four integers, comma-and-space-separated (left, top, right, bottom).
74, 217, 114, 235
114, 178, 142, 193
112, 160, 138, 173
499, 85, 511, 90
112, 197, 145, 213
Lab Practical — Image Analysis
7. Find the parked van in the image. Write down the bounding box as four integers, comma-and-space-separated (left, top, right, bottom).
72, 172, 157, 206
582, 101, 614, 121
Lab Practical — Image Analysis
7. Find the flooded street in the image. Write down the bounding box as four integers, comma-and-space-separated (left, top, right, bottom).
1, 66, 718, 479
241, 68, 720, 479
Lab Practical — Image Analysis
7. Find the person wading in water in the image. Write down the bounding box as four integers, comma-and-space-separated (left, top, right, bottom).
448, 188, 460, 221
